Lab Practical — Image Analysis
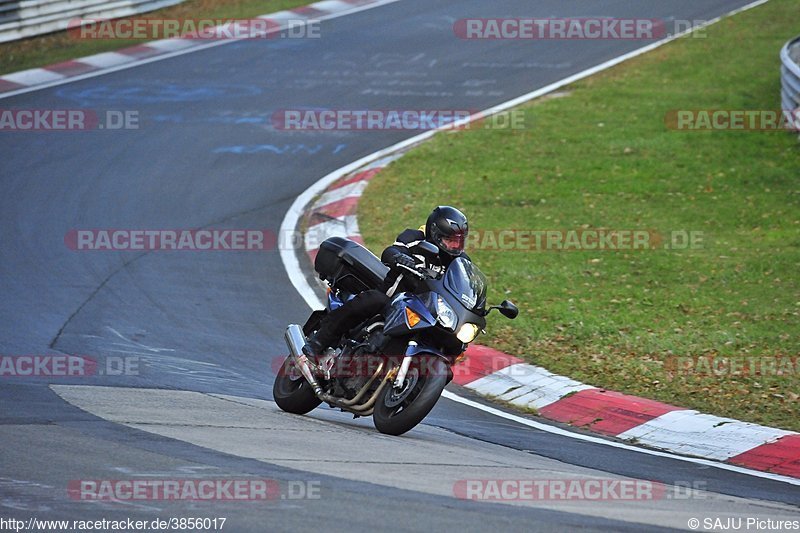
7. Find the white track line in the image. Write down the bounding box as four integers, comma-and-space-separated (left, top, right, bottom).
0, 0, 402, 100
279, 0, 800, 486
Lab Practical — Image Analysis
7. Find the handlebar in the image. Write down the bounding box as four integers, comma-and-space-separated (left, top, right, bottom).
395, 263, 427, 279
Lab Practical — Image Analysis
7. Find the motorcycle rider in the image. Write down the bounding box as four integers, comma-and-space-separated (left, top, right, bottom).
303, 205, 470, 358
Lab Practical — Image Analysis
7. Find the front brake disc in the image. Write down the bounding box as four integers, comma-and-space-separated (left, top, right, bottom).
384, 367, 420, 408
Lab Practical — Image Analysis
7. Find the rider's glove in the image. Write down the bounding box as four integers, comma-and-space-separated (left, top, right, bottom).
392, 253, 417, 271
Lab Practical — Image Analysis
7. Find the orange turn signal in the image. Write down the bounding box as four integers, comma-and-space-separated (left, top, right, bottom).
405, 307, 422, 327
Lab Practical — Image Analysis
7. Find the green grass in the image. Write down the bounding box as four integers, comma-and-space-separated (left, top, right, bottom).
0, 0, 310, 75
360, 0, 800, 431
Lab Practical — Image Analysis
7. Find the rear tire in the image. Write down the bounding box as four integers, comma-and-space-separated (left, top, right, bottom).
273, 356, 322, 415
373, 357, 448, 436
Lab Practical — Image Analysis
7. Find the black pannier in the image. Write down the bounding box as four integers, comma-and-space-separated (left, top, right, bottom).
315, 237, 390, 294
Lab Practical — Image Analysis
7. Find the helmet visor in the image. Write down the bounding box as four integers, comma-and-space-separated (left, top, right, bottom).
440, 231, 466, 254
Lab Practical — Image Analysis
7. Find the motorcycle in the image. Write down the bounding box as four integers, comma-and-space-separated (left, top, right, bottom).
273, 236, 518, 435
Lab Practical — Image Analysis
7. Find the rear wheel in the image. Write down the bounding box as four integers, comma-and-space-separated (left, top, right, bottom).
273, 356, 322, 414
373, 357, 448, 436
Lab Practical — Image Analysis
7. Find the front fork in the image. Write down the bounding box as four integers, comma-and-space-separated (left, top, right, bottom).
393, 340, 454, 387
393, 341, 416, 388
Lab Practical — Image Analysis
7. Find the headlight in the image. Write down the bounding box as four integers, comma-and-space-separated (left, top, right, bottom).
435, 296, 456, 330
456, 323, 481, 343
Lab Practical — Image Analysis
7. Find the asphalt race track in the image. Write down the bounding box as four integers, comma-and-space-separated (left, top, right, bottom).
1, 1, 798, 531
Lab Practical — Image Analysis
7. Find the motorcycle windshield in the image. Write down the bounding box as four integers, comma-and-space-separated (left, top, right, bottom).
444, 257, 488, 311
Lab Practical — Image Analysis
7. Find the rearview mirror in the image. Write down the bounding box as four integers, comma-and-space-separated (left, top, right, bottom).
413, 240, 439, 258
490, 300, 518, 319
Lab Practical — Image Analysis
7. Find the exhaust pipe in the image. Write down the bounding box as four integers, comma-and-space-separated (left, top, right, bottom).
284, 324, 323, 396
284, 324, 393, 415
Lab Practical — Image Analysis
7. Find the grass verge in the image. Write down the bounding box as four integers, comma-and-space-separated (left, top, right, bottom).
0, 0, 311, 75
360, 0, 800, 431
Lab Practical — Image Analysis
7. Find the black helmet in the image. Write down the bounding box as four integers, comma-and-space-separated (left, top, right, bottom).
425, 206, 468, 256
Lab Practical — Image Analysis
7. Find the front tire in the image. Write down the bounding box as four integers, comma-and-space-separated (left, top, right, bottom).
273, 356, 322, 414
373, 357, 448, 436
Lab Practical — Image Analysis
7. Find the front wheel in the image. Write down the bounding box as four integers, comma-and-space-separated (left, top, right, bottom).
373, 357, 448, 436
273, 356, 322, 414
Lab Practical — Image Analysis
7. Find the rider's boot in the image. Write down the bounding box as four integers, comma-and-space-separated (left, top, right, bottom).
302, 335, 326, 358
